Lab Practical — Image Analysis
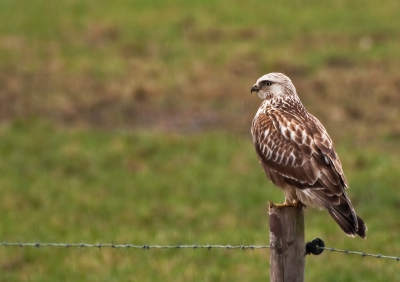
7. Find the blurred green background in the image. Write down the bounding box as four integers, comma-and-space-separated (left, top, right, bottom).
1, 0, 399, 281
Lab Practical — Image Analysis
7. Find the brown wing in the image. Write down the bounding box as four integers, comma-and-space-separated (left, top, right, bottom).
252, 108, 366, 238
252, 109, 346, 195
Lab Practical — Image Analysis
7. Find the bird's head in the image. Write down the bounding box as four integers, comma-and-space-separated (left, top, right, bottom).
250, 73, 297, 100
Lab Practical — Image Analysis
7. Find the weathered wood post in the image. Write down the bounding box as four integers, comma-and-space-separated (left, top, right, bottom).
269, 206, 305, 282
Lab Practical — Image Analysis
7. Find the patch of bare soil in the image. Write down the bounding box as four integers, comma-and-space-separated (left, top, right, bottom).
0, 47, 399, 143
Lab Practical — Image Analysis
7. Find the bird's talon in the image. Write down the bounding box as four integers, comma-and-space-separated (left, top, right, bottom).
268, 200, 305, 209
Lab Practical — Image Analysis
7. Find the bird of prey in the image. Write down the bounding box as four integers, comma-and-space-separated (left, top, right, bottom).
250, 73, 367, 238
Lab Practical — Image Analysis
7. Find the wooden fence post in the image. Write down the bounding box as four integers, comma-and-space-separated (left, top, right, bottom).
269, 206, 305, 282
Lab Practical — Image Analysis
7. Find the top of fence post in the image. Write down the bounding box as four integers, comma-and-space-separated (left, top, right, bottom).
269, 206, 305, 282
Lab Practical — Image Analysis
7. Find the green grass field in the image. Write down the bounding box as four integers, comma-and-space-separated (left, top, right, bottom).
0, 122, 399, 281
1, 0, 400, 281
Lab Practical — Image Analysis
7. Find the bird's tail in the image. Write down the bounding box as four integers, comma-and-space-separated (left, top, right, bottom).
326, 194, 367, 238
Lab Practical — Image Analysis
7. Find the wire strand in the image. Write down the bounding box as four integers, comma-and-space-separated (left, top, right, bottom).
0, 242, 269, 250
320, 246, 400, 262
1, 242, 399, 261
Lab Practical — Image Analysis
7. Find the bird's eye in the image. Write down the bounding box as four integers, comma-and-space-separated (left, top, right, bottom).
265, 81, 272, 86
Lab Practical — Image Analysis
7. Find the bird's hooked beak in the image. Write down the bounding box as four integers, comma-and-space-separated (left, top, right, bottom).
250, 84, 260, 94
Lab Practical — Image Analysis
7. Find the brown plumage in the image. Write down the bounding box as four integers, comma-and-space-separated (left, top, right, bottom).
250, 73, 367, 238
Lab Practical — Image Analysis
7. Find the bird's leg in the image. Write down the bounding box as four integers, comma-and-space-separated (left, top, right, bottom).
269, 198, 305, 210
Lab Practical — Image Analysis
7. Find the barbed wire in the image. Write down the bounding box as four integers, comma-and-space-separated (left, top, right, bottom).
1, 242, 399, 262
0, 242, 269, 250
319, 246, 400, 262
